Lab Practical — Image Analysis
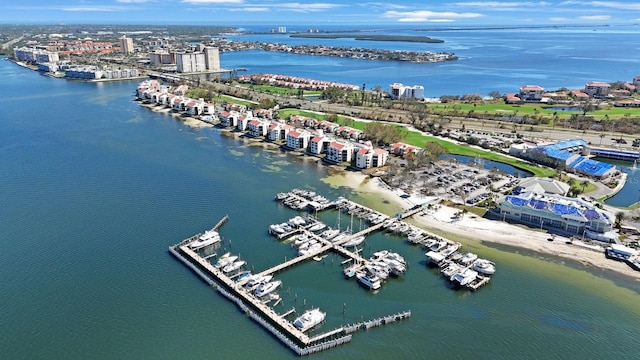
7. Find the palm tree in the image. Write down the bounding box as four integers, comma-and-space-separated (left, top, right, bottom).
580, 179, 589, 193
615, 211, 626, 228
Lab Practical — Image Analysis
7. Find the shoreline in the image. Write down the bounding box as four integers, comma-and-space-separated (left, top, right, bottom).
324, 170, 640, 280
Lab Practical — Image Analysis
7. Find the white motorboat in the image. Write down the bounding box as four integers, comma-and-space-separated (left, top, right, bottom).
383, 258, 406, 276
331, 233, 348, 243
423, 239, 438, 249
298, 242, 322, 256
341, 235, 365, 247
288, 216, 306, 227
441, 261, 463, 278
388, 222, 401, 232
357, 273, 381, 290
430, 241, 448, 252
458, 252, 478, 266
472, 259, 496, 275
343, 262, 363, 278
451, 268, 479, 287
254, 280, 282, 297
189, 229, 221, 249
372, 250, 389, 259
245, 274, 273, 288
320, 228, 340, 240
293, 308, 326, 332
308, 222, 327, 232
214, 255, 238, 268
222, 260, 245, 273
440, 243, 461, 258
381, 219, 394, 228
269, 224, 285, 235
275, 192, 288, 200
425, 251, 446, 266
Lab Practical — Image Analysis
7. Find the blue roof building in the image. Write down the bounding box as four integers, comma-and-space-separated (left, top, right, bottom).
498, 191, 616, 241
520, 139, 616, 178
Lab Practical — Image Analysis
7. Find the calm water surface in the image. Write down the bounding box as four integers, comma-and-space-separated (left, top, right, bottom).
1, 56, 639, 359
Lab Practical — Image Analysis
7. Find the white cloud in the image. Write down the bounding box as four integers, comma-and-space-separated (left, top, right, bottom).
454, 2, 550, 7
578, 15, 611, 20
549, 17, 572, 21
383, 10, 484, 22
278, 3, 344, 12
61, 6, 124, 12
181, 0, 244, 4
561, 1, 640, 11
230, 7, 269, 12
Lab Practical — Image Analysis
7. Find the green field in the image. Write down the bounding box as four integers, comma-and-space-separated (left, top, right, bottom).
238, 83, 322, 97
279, 108, 556, 177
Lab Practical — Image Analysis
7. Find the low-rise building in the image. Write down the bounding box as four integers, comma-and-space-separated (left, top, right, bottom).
355, 148, 390, 169
286, 130, 311, 150
498, 191, 615, 241
309, 135, 331, 155
519, 85, 545, 102
390, 83, 425, 99
326, 141, 355, 163
584, 82, 611, 99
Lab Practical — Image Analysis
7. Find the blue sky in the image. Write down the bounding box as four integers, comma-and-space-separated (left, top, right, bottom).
2, 1, 640, 26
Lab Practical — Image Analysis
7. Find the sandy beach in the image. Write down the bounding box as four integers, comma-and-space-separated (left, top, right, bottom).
325, 171, 640, 280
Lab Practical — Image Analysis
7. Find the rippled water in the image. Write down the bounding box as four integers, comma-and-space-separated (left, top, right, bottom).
1, 59, 639, 359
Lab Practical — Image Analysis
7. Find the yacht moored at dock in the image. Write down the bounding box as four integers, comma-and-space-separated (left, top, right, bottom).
293, 308, 326, 332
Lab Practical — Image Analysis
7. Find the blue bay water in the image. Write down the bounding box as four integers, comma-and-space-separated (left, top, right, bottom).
222, 25, 640, 97
1, 49, 640, 359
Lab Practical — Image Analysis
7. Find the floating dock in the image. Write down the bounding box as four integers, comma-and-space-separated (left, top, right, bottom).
170, 190, 492, 355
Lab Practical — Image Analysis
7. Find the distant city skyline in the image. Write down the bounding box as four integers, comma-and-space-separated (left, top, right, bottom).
2, 1, 640, 27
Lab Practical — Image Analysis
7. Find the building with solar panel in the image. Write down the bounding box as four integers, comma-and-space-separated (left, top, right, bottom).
510, 139, 617, 179
497, 191, 617, 242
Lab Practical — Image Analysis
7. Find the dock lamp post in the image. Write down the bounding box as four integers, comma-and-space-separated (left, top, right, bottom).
541, 220, 544, 230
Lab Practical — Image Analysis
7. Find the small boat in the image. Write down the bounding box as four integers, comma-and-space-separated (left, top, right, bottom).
331, 233, 348, 243
269, 224, 285, 235
423, 239, 438, 249
388, 222, 401, 232
254, 280, 282, 297
451, 268, 479, 287
308, 222, 327, 232
440, 243, 461, 258
298, 242, 322, 256
234, 271, 251, 282
372, 250, 389, 259
430, 241, 448, 252
245, 274, 273, 288
472, 259, 496, 275
188, 229, 221, 249
381, 219, 394, 228
222, 260, 245, 273
320, 228, 340, 240
343, 262, 363, 278
458, 252, 478, 266
341, 235, 365, 247
293, 308, 326, 332
275, 192, 288, 200
357, 273, 381, 290
441, 261, 463, 278
214, 255, 238, 268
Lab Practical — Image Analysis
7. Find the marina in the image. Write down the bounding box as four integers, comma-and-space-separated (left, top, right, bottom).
169, 189, 493, 354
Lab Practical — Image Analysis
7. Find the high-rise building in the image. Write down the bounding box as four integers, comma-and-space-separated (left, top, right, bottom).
119, 36, 134, 54
176, 52, 207, 73
278, 27, 287, 33
204, 47, 220, 71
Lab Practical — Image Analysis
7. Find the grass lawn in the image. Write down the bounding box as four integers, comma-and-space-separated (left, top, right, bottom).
427, 102, 640, 121
238, 83, 323, 97
281, 109, 558, 177
214, 95, 256, 107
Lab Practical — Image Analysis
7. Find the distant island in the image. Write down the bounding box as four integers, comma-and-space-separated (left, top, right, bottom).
289, 34, 445, 43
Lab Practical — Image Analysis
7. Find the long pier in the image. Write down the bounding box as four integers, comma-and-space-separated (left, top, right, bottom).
168, 192, 491, 355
